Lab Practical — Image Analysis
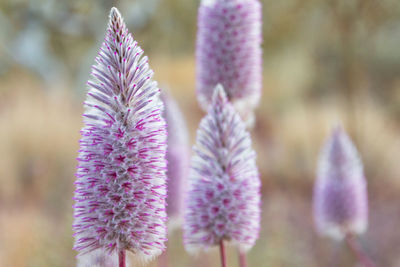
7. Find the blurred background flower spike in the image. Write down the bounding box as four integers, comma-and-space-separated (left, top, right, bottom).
196, 0, 262, 126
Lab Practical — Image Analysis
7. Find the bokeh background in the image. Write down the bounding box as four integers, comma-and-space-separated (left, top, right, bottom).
1, 0, 400, 266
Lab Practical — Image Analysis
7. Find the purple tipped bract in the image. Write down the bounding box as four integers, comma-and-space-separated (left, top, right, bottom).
73, 7, 167, 260
161, 91, 190, 229
196, 0, 262, 123
184, 85, 261, 252
313, 127, 368, 240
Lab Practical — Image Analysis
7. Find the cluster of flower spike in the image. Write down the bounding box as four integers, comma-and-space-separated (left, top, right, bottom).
313, 127, 368, 240
72, 2, 372, 266
73, 7, 167, 260
196, 0, 262, 123
184, 85, 261, 252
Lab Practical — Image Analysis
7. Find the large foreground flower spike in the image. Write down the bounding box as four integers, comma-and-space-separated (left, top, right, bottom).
313, 127, 368, 240
184, 85, 261, 255
196, 0, 262, 124
73, 7, 167, 264
161, 91, 190, 229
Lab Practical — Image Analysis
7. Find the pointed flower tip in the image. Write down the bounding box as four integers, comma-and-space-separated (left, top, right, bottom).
109, 7, 124, 27
109, 7, 121, 19
330, 127, 344, 148
331, 123, 344, 137
326, 126, 359, 166
212, 84, 228, 105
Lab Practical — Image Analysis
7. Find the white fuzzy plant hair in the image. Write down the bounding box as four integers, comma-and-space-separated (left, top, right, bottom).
77, 249, 130, 267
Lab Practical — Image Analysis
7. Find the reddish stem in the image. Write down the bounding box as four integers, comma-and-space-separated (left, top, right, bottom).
238, 250, 247, 267
345, 234, 375, 267
219, 240, 227, 267
118, 249, 126, 267
158, 249, 168, 267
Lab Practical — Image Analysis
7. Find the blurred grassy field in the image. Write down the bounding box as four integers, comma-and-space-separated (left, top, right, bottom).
1, 0, 400, 266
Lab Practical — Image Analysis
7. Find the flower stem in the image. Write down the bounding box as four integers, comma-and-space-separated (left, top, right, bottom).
345, 234, 375, 267
219, 240, 227, 267
238, 250, 247, 267
118, 249, 126, 267
158, 249, 168, 267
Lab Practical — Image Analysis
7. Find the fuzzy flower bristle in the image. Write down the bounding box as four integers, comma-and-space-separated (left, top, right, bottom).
196, 0, 262, 123
77, 249, 123, 267
73, 7, 167, 260
184, 85, 261, 252
161, 91, 189, 229
313, 127, 368, 240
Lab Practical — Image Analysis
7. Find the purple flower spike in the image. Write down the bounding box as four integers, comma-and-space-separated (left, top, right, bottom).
73, 7, 167, 261
196, 0, 262, 124
184, 85, 261, 253
161, 91, 190, 229
313, 127, 368, 240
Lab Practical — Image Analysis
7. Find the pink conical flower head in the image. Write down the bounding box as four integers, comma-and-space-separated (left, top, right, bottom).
313, 127, 368, 240
161, 91, 190, 229
73, 7, 167, 261
184, 85, 261, 252
196, 0, 262, 124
